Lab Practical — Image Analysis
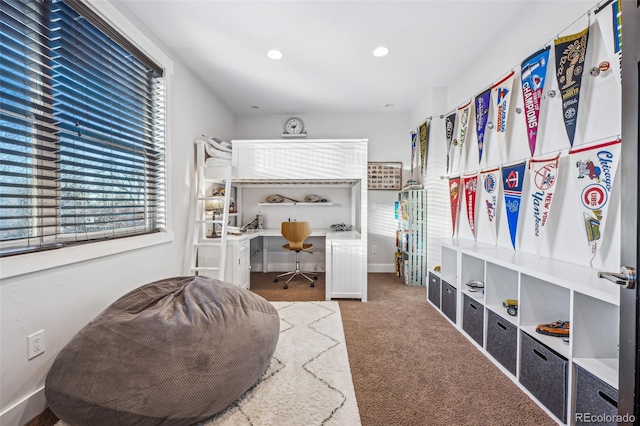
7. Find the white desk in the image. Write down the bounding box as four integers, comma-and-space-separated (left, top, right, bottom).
207, 228, 364, 300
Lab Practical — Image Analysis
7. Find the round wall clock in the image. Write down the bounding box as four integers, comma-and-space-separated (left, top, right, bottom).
284, 117, 304, 135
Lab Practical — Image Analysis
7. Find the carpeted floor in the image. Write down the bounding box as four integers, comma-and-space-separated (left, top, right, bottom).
30, 272, 555, 426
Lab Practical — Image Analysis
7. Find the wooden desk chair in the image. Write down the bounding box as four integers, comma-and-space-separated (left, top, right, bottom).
274, 221, 318, 289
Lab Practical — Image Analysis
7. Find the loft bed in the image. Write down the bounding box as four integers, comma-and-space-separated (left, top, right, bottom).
193, 137, 369, 301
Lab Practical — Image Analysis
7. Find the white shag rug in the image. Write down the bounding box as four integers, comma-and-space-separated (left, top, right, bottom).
56, 301, 361, 426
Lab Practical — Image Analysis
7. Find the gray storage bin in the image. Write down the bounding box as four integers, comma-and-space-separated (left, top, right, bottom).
462, 294, 484, 346
441, 280, 457, 323
486, 309, 517, 375
575, 365, 618, 425
520, 331, 568, 423
428, 272, 441, 308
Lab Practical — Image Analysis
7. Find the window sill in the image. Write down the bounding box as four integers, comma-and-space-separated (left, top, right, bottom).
0, 232, 174, 280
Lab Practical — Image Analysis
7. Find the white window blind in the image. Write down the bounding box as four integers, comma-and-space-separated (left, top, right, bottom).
0, 0, 165, 256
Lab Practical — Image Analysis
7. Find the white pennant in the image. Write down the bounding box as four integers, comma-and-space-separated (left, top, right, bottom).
479, 168, 501, 245
491, 71, 515, 164
569, 139, 621, 261
528, 155, 560, 256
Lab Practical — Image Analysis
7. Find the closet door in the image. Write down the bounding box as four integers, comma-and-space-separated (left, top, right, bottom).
617, 0, 639, 421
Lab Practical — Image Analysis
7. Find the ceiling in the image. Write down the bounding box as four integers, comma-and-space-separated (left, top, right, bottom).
118, 1, 530, 116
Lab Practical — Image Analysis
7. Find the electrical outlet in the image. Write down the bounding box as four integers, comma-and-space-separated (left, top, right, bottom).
28, 330, 45, 360
371, 245, 377, 254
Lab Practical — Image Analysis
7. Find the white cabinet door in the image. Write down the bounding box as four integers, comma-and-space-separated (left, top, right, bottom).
236, 245, 250, 290
328, 241, 364, 299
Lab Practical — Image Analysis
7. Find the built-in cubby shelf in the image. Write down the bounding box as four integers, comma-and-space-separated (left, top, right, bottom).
431, 238, 621, 425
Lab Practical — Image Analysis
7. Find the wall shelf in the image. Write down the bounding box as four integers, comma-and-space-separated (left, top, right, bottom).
257, 202, 333, 206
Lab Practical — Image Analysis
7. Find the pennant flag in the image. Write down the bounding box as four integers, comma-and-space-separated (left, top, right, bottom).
569, 139, 621, 258
491, 71, 515, 163
555, 27, 589, 147
480, 167, 501, 244
448, 177, 462, 237
502, 162, 527, 249
419, 119, 430, 176
528, 155, 560, 255
454, 100, 472, 171
475, 89, 491, 163
595, 0, 622, 86
463, 173, 479, 239
521, 46, 550, 156
445, 112, 456, 173
410, 130, 417, 176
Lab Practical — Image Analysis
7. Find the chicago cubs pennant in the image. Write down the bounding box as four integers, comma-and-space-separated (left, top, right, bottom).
454, 100, 472, 171
502, 162, 527, 249
595, 0, 622, 86
480, 168, 501, 245
528, 155, 560, 255
555, 27, 589, 147
445, 112, 456, 174
569, 139, 621, 259
491, 71, 515, 164
475, 89, 491, 164
463, 173, 479, 239
521, 46, 550, 156
449, 177, 462, 237
419, 119, 430, 176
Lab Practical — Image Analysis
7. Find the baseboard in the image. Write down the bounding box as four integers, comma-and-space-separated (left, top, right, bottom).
0, 386, 46, 426
367, 263, 395, 273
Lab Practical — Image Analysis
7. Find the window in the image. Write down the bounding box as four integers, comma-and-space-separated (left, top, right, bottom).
0, 0, 165, 257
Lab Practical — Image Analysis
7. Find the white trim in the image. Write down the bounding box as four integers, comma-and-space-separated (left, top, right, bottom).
368, 263, 396, 273
85, 0, 174, 76
0, 386, 45, 426
0, 232, 173, 280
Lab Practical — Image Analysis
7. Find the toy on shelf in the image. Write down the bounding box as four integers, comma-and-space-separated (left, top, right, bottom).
536, 320, 570, 337
465, 280, 484, 293
502, 299, 518, 316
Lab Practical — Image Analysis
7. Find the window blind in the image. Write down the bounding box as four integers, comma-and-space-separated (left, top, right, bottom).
0, 0, 165, 256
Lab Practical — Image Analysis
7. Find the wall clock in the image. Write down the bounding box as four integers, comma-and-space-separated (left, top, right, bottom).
284, 117, 304, 135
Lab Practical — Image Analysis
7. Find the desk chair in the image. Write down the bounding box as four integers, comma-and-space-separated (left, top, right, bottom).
274, 221, 318, 289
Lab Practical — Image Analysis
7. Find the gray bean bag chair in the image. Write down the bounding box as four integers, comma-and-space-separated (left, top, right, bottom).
45, 276, 279, 425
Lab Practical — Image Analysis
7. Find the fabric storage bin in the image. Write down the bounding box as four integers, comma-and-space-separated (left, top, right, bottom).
520, 331, 568, 424
462, 294, 484, 346
428, 272, 441, 308
486, 309, 517, 375
441, 281, 457, 324
574, 365, 618, 425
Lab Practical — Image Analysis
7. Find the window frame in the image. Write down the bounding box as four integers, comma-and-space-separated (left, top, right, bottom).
0, 0, 174, 279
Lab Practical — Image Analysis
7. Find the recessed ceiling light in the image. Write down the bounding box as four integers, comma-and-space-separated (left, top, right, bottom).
267, 49, 283, 60
385, 104, 394, 108
373, 46, 389, 57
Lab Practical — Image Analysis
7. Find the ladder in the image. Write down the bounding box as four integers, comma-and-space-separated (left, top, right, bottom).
186, 141, 233, 280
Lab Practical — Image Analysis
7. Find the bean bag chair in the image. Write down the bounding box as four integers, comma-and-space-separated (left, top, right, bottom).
45, 276, 279, 425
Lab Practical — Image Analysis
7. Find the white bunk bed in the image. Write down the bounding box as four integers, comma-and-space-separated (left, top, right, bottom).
190, 138, 369, 301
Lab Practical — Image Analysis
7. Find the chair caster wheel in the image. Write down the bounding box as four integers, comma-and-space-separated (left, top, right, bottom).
284, 284, 288, 289
313, 276, 318, 280
273, 278, 279, 283
310, 283, 315, 288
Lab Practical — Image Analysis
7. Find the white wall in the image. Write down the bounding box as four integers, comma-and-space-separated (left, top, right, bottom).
0, 5, 236, 425
235, 114, 411, 272
409, 0, 624, 272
